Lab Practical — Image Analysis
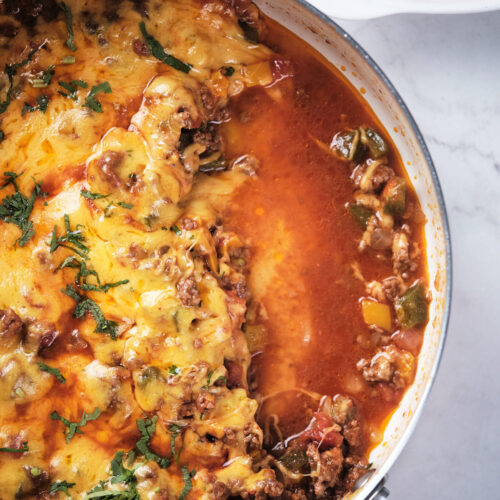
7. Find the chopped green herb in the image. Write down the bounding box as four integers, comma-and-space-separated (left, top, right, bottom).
49, 481, 76, 497
83, 81, 111, 113
37, 362, 66, 384
0, 47, 40, 116
170, 225, 181, 235
0, 172, 44, 247
168, 424, 182, 459
0, 441, 28, 453
0, 131, 4, 142
86, 451, 140, 499
50, 407, 101, 443
32, 65, 55, 88
168, 365, 180, 375
117, 201, 133, 209
58, 255, 80, 270
21, 103, 34, 116
179, 466, 196, 500
62, 55, 75, 64
133, 416, 170, 468
58, 79, 88, 100
81, 189, 109, 200
60, 2, 76, 51
139, 22, 192, 74
71, 79, 88, 88
44, 65, 55, 84
62, 285, 119, 339
22, 95, 50, 116
75, 260, 129, 293
221, 66, 235, 77
203, 369, 215, 390
37, 95, 50, 112
103, 200, 133, 217
50, 214, 89, 259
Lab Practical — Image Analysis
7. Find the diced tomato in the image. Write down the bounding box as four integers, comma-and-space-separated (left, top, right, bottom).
299, 412, 343, 449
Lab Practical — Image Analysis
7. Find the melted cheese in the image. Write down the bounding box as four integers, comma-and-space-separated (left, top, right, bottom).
0, 1, 281, 498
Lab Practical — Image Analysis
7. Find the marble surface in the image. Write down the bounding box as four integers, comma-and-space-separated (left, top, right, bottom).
335, 11, 500, 499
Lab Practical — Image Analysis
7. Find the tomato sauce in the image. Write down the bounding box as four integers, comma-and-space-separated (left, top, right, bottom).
221, 19, 427, 454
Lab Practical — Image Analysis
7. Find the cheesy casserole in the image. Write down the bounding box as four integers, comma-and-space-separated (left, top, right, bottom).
0, 1, 429, 499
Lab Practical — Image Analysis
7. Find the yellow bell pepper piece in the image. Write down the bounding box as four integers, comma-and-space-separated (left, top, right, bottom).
361, 299, 392, 331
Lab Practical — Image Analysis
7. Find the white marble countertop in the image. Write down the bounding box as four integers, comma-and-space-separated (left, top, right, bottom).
336, 11, 500, 499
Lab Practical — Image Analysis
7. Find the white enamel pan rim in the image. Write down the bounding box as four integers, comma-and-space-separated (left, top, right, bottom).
307, 0, 500, 20
255, 0, 453, 497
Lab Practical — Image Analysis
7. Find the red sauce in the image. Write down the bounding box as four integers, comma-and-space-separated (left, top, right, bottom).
221, 19, 427, 453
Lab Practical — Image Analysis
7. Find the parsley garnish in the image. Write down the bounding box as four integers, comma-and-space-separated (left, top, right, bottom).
222, 66, 235, 77
203, 369, 215, 390
50, 214, 89, 259
58, 255, 80, 270
139, 22, 192, 74
169, 423, 182, 460
37, 362, 66, 384
134, 416, 170, 469
62, 55, 75, 64
84, 82, 111, 113
81, 189, 109, 200
179, 466, 196, 500
168, 365, 180, 375
0, 441, 29, 453
74, 260, 129, 293
21, 95, 50, 116
32, 65, 55, 88
49, 481, 75, 497
58, 80, 88, 100
60, 2, 76, 51
117, 201, 133, 209
170, 225, 181, 235
86, 451, 140, 499
104, 200, 133, 216
0, 47, 40, 115
0, 171, 44, 247
62, 285, 119, 339
58, 254, 128, 293
50, 407, 101, 443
